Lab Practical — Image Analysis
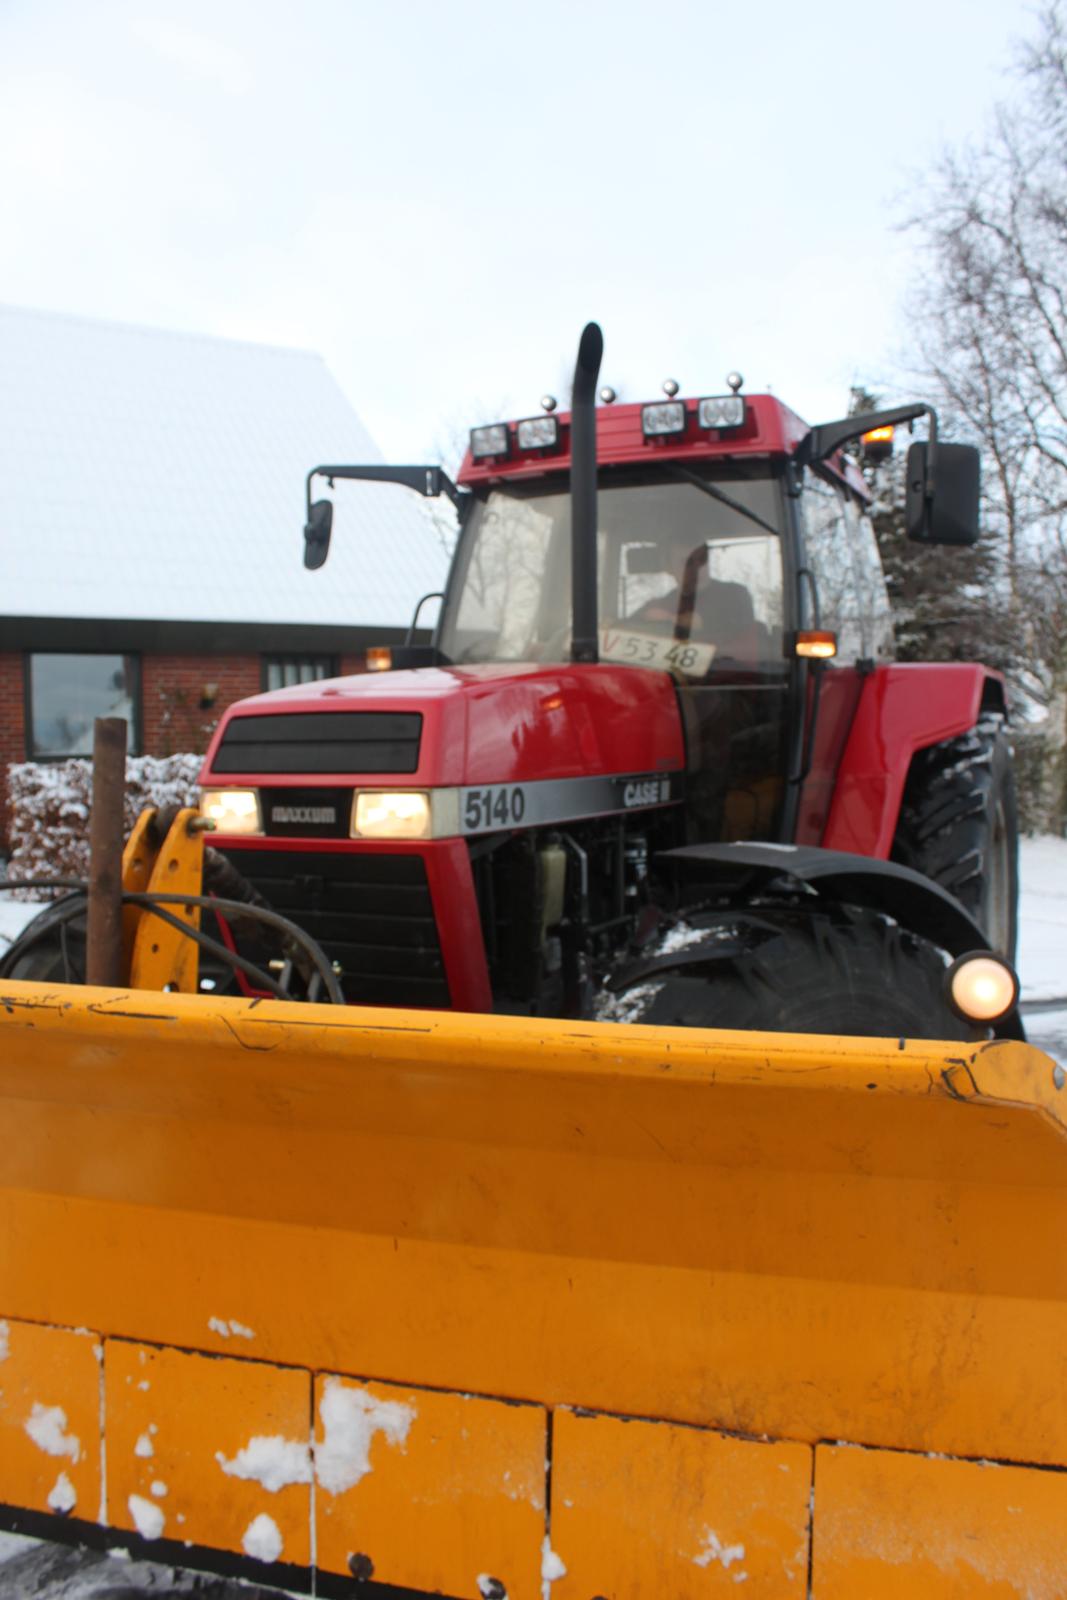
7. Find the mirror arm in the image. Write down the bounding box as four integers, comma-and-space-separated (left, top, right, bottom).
305, 464, 467, 517
926, 412, 939, 498
797, 404, 939, 482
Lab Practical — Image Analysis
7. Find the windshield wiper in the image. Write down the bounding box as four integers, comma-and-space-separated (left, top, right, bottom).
661, 463, 781, 539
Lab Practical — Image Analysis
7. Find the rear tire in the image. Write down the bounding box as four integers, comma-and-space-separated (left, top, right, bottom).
892, 714, 1018, 959
599, 905, 979, 1041
0, 894, 87, 982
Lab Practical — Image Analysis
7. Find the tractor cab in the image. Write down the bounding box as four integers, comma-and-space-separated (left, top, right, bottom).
437, 465, 785, 684
436, 458, 794, 843
299, 333, 980, 858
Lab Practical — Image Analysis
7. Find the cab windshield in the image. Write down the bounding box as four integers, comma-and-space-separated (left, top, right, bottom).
437, 468, 785, 679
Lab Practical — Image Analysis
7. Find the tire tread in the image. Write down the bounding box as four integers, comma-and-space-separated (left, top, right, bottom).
892, 714, 1018, 958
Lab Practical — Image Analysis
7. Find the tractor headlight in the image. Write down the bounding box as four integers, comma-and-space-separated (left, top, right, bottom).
946, 952, 1020, 1024
352, 791, 432, 840
199, 788, 262, 836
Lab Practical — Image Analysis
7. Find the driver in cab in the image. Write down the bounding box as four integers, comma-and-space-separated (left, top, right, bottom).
619, 532, 757, 658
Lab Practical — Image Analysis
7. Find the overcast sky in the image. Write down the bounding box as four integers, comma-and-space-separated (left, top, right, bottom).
0, 0, 1036, 465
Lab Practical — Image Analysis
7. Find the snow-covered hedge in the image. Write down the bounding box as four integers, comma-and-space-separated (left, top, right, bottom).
4, 755, 201, 897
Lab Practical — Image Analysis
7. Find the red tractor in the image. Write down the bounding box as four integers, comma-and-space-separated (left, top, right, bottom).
6, 325, 1019, 1039
187, 325, 1020, 1040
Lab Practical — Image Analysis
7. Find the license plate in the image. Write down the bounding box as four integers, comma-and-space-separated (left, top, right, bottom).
599, 628, 716, 678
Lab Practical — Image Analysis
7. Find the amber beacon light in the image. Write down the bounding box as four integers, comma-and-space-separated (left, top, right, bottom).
862, 424, 895, 462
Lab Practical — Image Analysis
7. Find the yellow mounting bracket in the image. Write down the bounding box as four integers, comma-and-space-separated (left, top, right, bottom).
120, 807, 206, 993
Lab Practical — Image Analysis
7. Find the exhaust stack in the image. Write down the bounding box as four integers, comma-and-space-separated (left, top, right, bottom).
570, 321, 603, 663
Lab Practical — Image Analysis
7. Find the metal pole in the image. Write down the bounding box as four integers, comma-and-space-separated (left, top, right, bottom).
85, 716, 127, 987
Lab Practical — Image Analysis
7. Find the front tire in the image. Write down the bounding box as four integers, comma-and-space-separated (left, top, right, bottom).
598, 905, 980, 1041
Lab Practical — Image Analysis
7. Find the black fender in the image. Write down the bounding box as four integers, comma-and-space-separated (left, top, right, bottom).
659, 842, 994, 955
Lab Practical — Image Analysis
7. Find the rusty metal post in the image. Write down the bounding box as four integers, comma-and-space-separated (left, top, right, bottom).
85, 716, 127, 987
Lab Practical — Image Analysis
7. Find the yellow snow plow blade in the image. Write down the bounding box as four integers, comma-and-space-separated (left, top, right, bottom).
2, 983, 1067, 1597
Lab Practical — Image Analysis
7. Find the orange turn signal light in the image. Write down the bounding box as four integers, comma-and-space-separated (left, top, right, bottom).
795, 630, 837, 660
366, 647, 393, 672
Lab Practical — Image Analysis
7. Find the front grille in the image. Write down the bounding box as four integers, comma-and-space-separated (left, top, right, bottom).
212, 712, 422, 775
216, 847, 449, 1008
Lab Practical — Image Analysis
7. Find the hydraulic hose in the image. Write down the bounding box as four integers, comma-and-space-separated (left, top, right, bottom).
0, 880, 345, 1004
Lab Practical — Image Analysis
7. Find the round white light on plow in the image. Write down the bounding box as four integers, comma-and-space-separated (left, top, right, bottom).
947, 952, 1019, 1024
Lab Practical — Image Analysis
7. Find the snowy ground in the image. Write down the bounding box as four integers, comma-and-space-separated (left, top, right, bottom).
0, 895, 41, 950
1012, 835, 1067, 1061
0, 1532, 286, 1597
1, 838, 1066, 1595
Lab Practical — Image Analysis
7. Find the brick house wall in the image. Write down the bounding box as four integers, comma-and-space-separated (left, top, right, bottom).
0, 646, 378, 854
141, 655, 263, 756
140, 652, 367, 755
0, 653, 25, 845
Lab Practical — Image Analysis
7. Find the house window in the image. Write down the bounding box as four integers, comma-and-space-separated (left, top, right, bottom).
27, 653, 140, 758
262, 655, 336, 691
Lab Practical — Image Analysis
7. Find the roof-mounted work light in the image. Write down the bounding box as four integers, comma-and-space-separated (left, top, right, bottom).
698, 394, 745, 430
470, 423, 509, 460
642, 401, 686, 438
516, 415, 560, 451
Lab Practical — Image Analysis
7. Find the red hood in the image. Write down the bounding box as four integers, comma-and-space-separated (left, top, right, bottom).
201, 663, 685, 788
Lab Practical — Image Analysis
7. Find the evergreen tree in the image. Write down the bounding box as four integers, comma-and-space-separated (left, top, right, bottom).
845, 386, 1017, 674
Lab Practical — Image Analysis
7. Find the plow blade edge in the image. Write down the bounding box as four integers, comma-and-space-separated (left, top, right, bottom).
1, 981, 1067, 1597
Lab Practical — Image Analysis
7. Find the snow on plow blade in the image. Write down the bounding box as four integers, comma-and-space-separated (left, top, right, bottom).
2, 986, 1067, 1597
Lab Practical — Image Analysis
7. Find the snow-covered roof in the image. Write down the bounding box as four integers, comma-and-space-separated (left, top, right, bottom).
0, 305, 450, 627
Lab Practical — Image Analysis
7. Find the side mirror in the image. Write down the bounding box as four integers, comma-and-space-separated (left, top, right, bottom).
303, 499, 334, 569
906, 442, 980, 545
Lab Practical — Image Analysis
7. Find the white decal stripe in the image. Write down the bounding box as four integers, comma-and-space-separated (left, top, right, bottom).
452, 772, 682, 838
